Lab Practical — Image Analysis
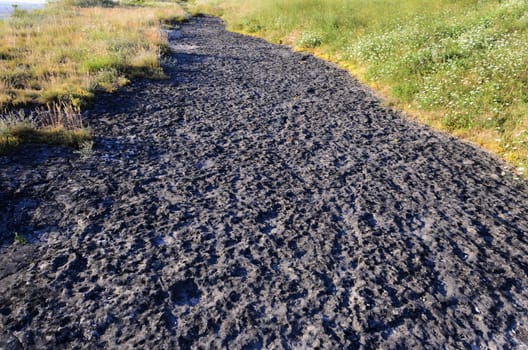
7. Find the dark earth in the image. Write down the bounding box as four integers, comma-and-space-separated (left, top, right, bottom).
1, 16, 528, 349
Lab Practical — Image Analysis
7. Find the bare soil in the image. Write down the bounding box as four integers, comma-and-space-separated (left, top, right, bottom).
1, 16, 528, 349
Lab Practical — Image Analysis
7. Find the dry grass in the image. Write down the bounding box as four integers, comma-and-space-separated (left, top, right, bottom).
0, 103, 91, 153
0, 2, 186, 108
0, 0, 187, 153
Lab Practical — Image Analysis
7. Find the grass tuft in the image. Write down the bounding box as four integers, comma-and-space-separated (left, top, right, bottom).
14, 232, 28, 245
0, 103, 92, 154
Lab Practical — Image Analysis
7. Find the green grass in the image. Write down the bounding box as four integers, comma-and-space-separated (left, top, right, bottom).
190, 0, 528, 177
14, 232, 28, 245
0, 0, 187, 153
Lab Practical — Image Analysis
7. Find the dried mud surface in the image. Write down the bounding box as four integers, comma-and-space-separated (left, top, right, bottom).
1, 17, 528, 349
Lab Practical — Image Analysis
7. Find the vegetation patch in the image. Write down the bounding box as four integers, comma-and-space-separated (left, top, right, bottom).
190, 0, 528, 177
0, 0, 187, 152
13, 232, 28, 244
0, 103, 91, 154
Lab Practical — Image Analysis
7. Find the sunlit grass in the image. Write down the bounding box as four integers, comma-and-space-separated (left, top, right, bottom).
0, 1, 186, 108
191, 0, 528, 177
0, 0, 186, 153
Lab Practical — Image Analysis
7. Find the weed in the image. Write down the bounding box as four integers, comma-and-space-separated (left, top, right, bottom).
297, 31, 322, 48
14, 232, 28, 245
75, 140, 94, 160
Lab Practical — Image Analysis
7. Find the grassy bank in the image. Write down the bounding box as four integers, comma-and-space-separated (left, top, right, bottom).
190, 0, 528, 177
0, 0, 186, 153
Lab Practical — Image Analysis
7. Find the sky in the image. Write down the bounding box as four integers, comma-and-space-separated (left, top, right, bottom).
0, 0, 46, 3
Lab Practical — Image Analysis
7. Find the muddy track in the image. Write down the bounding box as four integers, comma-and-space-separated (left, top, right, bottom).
1, 16, 528, 349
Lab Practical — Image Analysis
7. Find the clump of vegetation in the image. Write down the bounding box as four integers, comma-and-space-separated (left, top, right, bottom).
14, 232, 28, 245
75, 139, 94, 160
0, 0, 186, 152
0, 0, 186, 108
0, 103, 92, 154
190, 0, 528, 177
297, 31, 322, 48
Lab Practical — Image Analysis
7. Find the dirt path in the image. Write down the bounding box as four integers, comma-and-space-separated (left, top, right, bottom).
1, 16, 528, 349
